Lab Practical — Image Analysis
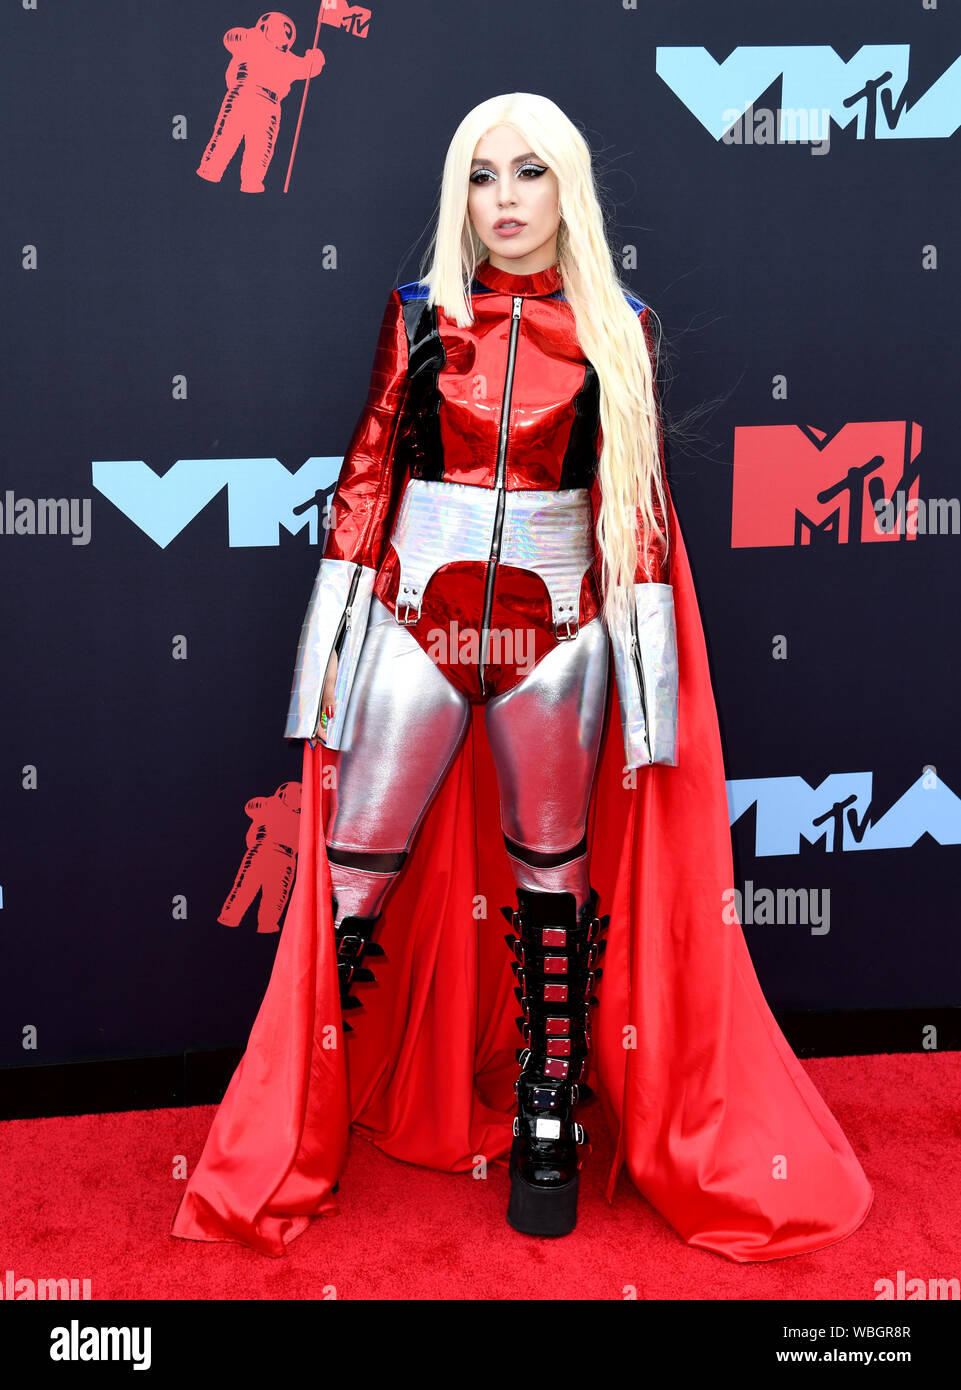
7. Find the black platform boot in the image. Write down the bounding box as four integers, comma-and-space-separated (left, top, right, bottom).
500, 885, 610, 1237
331, 895, 386, 1033
330, 897, 386, 1195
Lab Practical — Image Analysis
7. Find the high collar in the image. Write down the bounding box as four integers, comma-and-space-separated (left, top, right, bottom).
473, 256, 563, 298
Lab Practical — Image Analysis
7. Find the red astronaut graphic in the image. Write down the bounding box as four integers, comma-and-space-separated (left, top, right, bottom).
196, 7, 372, 193
219, 780, 302, 932
196, 13, 325, 193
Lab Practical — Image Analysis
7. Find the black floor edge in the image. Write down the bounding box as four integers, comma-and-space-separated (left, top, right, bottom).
0, 1007, 958, 1121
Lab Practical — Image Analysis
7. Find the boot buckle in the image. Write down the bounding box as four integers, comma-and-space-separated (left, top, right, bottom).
534, 1116, 562, 1140
395, 585, 422, 624
504, 934, 526, 965
530, 1085, 564, 1111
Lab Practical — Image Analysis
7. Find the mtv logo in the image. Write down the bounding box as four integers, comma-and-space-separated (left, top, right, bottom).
655, 46, 961, 142
91, 458, 341, 548
731, 421, 922, 548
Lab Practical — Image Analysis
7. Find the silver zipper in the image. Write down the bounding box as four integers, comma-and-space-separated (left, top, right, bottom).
318, 563, 362, 735
478, 295, 523, 696
335, 564, 362, 652
628, 611, 653, 764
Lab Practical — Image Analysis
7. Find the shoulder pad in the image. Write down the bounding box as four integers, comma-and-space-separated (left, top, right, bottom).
397, 279, 431, 303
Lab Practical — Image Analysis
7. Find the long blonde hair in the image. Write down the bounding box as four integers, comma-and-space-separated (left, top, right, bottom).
416, 92, 669, 632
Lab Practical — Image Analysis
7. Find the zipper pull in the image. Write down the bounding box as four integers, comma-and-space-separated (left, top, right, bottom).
512, 296, 522, 317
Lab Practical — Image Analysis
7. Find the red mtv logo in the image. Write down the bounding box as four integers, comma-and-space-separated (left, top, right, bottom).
731, 422, 922, 548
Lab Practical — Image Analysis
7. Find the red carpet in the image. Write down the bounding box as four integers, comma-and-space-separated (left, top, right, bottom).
1, 1052, 956, 1300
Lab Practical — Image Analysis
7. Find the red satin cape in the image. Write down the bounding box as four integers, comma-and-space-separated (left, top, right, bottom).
171, 490, 874, 1261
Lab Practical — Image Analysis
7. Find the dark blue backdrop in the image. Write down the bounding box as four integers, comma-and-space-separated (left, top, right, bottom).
2, 0, 958, 1075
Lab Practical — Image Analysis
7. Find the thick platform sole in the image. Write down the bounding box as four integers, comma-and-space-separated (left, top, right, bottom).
506, 1136, 579, 1238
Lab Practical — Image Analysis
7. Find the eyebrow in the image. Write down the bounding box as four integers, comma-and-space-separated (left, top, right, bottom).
470, 151, 541, 167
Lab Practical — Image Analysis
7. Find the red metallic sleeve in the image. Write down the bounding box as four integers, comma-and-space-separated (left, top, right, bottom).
322, 288, 411, 570
590, 304, 670, 587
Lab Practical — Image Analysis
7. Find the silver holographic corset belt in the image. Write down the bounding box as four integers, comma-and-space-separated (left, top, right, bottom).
388, 478, 596, 639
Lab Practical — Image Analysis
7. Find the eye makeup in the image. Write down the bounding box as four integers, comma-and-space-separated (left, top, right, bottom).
469, 163, 549, 184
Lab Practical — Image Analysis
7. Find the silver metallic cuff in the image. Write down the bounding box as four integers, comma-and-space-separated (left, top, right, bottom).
608, 582, 679, 769
283, 558, 376, 747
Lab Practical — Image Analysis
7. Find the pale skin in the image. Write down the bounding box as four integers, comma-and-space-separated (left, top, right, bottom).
313, 124, 561, 741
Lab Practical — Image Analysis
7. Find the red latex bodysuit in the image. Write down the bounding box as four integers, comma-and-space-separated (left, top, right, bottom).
323, 256, 666, 703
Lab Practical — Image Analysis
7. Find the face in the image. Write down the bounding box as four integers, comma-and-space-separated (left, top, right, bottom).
468, 125, 560, 275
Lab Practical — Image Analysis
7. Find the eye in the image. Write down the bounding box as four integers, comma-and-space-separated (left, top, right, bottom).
470, 163, 549, 185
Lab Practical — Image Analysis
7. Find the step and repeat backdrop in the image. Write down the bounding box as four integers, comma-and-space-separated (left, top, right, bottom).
2, 0, 959, 1072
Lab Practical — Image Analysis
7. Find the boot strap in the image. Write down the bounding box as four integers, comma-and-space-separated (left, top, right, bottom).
503, 932, 607, 969
513, 966, 600, 1004
500, 906, 610, 943
515, 1045, 587, 1083
334, 914, 384, 1014
514, 1076, 583, 1107
513, 1114, 588, 1144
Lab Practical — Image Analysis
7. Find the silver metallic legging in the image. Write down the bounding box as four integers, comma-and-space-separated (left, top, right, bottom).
324, 596, 610, 925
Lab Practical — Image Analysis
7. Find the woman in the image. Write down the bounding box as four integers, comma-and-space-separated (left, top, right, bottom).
171, 93, 873, 1260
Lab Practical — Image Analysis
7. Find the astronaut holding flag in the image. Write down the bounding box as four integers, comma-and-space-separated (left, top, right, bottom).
196, 12, 326, 193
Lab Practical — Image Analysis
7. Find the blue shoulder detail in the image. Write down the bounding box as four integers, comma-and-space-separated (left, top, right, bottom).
397, 279, 431, 303
622, 287, 646, 315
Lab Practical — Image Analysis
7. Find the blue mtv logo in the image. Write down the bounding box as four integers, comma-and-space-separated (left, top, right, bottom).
91, 458, 341, 547
727, 770, 961, 856
656, 46, 961, 141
